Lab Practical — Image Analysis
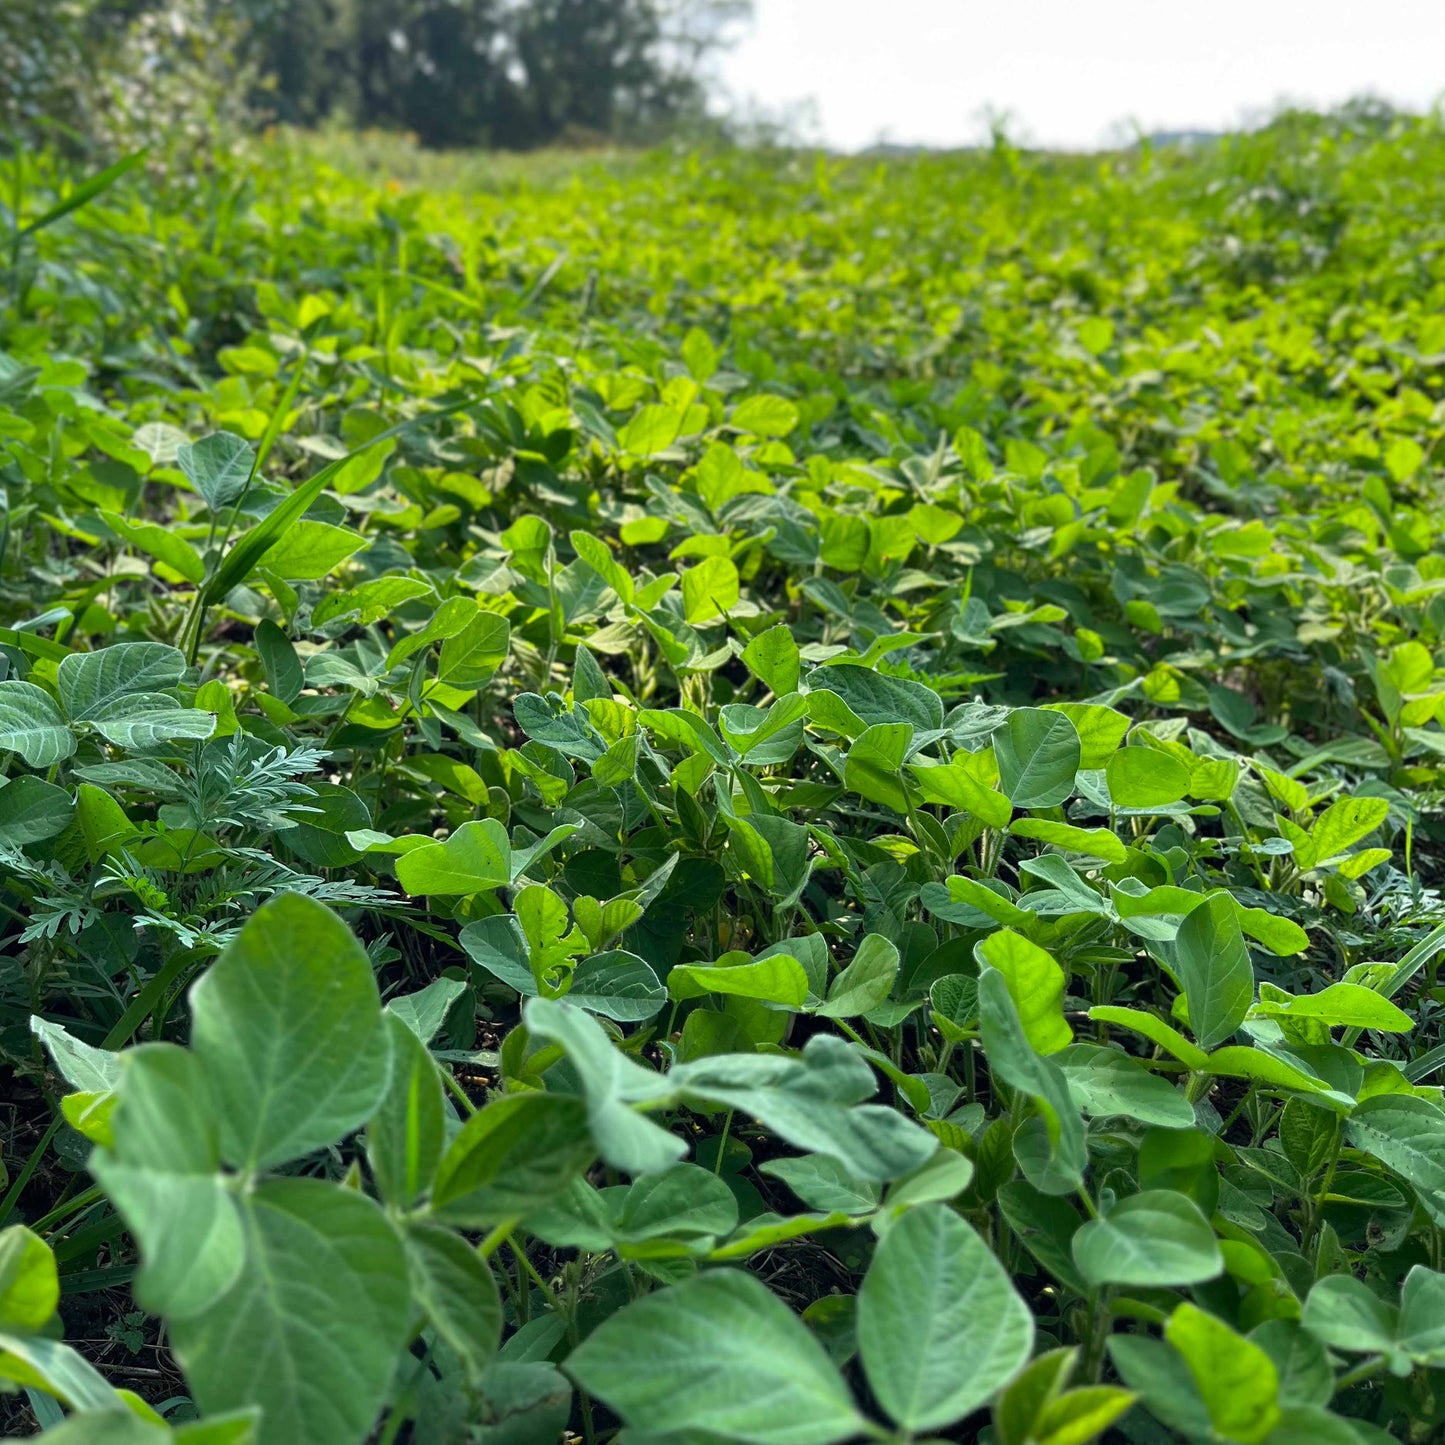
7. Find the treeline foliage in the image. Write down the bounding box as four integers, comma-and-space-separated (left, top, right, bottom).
0, 0, 749, 152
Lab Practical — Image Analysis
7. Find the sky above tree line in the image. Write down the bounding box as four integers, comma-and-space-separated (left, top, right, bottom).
719, 0, 1445, 150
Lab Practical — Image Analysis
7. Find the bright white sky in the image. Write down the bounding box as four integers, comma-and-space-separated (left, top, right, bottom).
718, 0, 1445, 151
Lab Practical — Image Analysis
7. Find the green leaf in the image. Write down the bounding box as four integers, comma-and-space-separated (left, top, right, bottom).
818, 934, 899, 1019
681, 556, 740, 623
1301, 1275, 1398, 1357
254, 619, 303, 703
432, 1093, 598, 1225
732, 394, 800, 437
402, 1221, 501, 1382
438, 611, 510, 688
177, 431, 255, 510
978, 968, 1086, 1193
367, 1015, 446, 1210
395, 819, 511, 895
1166, 890, 1253, 1050
1253, 982, 1413, 1032
1164, 1302, 1280, 1444
90, 1043, 244, 1320
1057, 1044, 1194, 1128
57, 642, 186, 720
0, 775, 72, 844
189, 894, 391, 1170
1106, 746, 1190, 809
742, 624, 800, 695
260, 520, 365, 580
975, 930, 1072, 1054
993, 708, 1081, 808
806, 664, 944, 733
1345, 1094, 1445, 1223
0, 681, 74, 767
1009, 817, 1128, 863
1072, 1190, 1223, 1287
1305, 796, 1390, 867
843, 721, 913, 811
101, 510, 206, 583
669, 954, 810, 1007
858, 1202, 1033, 1431
565, 1270, 864, 1445
86, 692, 216, 749
0, 1226, 57, 1334
170, 1178, 409, 1445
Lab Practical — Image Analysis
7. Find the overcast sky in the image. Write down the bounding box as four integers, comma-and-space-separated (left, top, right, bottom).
718, 0, 1445, 151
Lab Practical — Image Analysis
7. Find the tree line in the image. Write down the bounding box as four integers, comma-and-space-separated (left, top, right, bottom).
1, 0, 751, 153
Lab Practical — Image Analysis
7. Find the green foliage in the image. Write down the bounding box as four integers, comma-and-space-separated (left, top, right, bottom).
6, 108, 1445, 1444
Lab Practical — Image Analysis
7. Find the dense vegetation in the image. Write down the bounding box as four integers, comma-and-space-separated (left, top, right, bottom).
3, 107, 1445, 1444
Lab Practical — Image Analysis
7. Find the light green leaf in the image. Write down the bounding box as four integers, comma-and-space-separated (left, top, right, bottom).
566, 1270, 864, 1445
396, 819, 511, 896
994, 708, 1081, 808
818, 934, 899, 1019
402, 1220, 501, 1382
858, 1202, 1033, 1431
1106, 746, 1190, 809
976, 930, 1072, 1054
0, 1226, 57, 1334
0, 681, 74, 767
1072, 1190, 1223, 1287
170, 1178, 410, 1445
1164, 1302, 1280, 1444
189, 894, 392, 1170
1166, 889, 1253, 1050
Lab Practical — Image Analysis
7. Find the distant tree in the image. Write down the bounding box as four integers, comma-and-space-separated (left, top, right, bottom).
2, 0, 752, 155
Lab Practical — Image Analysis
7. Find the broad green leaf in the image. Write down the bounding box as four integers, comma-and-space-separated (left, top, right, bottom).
87, 692, 217, 749
858, 1202, 1033, 1431
438, 611, 510, 688
0, 681, 74, 767
566, 1269, 864, 1445
190, 894, 392, 1170
1301, 1275, 1399, 1358
1164, 1302, 1280, 1444
90, 1044, 244, 1320
396, 819, 511, 895
818, 933, 899, 1019
367, 1015, 446, 1210
669, 954, 810, 1007
1057, 1044, 1193, 1128
742, 623, 800, 695
177, 431, 255, 510
1305, 796, 1390, 867
1009, 817, 1128, 863
261, 520, 365, 580
101, 510, 206, 583
994, 708, 1081, 808
432, 1093, 599, 1223
1072, 1191, 1223, 1287
402, 1221, 502, 1381
1041, 702, 1131, 769
170, 1178, 410, 1445
1253, 982, 1412, 1032
681, 556, 740, 623
0, 1226, 57, 1334
975, 930, 1071, 1054
1345, 1094, 1445, 1223
57, 642, 186, 720
844, 721, 913, 811
978, 968, 1086, 1193
1106, 746, 1190, 809
0, 775, 73, 844
1165, 889, 1253, 1050
732, 393, 800, 437
806, 663, 944, 733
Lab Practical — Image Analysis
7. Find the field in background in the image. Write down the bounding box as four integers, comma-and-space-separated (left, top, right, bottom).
3, 108, 1445, 1443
